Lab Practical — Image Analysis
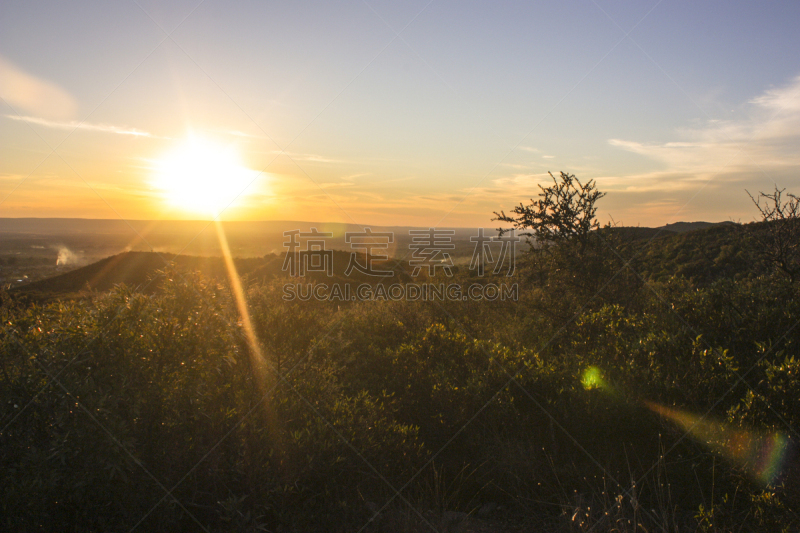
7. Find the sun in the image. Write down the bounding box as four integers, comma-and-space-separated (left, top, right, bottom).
153, 136, 260, 216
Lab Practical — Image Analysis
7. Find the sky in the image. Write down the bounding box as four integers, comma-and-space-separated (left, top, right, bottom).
1, 0, 799, 227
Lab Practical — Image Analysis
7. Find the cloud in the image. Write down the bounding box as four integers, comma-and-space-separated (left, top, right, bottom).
316, 173, 373, 189
224, 130, 267, 139
750, 76, 800, 113
5, 114, 152, 137
340, 173, 370, 181
0, 55, 77, 119
318, 181, 356, 189
595, 170, 724, 193
491, 173, 548, 190
598, 78, 800, 225
267, 150, 344, 163
608, 75, 800, 189
499, 163, 532, 170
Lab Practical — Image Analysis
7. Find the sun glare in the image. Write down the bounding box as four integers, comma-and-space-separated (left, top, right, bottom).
153, 136, 260, 216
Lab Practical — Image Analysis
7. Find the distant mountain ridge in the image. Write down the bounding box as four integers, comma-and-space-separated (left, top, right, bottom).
657, 221, 737, 233
7, 219, 756, 297
0, 218, 486, 261
11, 252, 263, 294
11, 249, 411, 296
0, 217, 736, 235
0, 218, 479, 235
616, 220, 770, 285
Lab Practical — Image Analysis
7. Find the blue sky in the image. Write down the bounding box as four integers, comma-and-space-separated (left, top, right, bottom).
1, 0, 799, 226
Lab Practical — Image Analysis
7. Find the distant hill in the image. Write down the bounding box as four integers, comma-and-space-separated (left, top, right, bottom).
12, 252, 267, 295
12, 249, 413, 297
616, 221, 773, 285
657, 221, 738, 233
0, 218, 489, 263
9, 219, 772, 298
603, 221, 737, 241
603, 226, 677, 241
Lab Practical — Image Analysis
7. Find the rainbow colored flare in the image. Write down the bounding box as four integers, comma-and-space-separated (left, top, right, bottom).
645, 402, 789, 485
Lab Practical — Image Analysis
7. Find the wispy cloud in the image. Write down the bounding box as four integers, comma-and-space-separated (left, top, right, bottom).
316, 173, 374, 188
318, 181, 356, 190
499, 162, 532, 170
0, 55, 77, 119
751, 77, 800, 113
340, 172, 370, 181
267, 150, 344, 164
5, 114, 153, 137
491, 173, 548, 191
223, 129, 269, 139
608, 74, 800, 190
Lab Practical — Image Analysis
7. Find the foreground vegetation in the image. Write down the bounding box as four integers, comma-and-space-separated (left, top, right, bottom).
2, 181, 799, 532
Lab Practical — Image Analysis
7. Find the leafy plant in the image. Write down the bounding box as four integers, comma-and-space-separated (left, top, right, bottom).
747, 185, 800, 282
494, 171, 605, 255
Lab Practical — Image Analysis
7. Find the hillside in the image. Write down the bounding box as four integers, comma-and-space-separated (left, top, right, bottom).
8, 220, 775, 299
0, 218, 488, 263
617, 221, 771, 285
4, 217, 799, 532
11, 249, 412, 297
657, 220, 737, 233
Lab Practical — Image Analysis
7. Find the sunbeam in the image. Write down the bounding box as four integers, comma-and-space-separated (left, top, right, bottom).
579, 366, 790, 485
644, 402, 790, 486
214, 220, 269, 392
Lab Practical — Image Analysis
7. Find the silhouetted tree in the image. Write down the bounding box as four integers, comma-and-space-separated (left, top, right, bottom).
494, 171, 605, 255
491, 171, 632, 316
747, 186, 800, 283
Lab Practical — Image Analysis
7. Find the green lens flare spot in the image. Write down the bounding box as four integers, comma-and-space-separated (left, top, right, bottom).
582, 366, 605, 390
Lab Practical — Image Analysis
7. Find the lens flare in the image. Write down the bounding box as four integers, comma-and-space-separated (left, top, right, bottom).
214, 221, 282, 449
214, 220, 269, 389
581, 366, 606, 390
644, 402, 789, 485
576, 367, 790, 485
